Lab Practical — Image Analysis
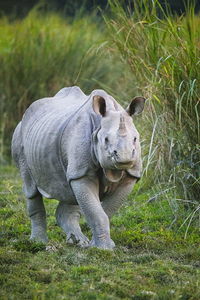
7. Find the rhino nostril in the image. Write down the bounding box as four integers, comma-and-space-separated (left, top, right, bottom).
113, 150, 118, 157
132, 149, 135, 157
105, 137, 109, 144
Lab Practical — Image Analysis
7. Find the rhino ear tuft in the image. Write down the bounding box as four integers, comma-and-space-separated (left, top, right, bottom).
93, 95, 106, 117
126, 97, 146, 116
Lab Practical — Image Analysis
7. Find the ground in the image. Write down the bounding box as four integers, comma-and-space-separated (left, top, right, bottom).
0, 165, 200, 300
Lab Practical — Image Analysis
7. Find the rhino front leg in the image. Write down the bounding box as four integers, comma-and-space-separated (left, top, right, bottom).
27, 194, 48, 243
102, 177, 136, 219
71, 177, 115, 250
55, 203, 89, 247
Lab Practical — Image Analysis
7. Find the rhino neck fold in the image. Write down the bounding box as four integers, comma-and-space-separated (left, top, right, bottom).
91, 129, 100, 168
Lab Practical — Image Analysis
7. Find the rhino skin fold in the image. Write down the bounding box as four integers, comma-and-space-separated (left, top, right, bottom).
12, 86, 145, 249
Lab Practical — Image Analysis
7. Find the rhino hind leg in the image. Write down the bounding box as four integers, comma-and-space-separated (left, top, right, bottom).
12, 126, 48, 243
55, 202, 89, 247
27, 194, 48, 243
20, 165, 48, 243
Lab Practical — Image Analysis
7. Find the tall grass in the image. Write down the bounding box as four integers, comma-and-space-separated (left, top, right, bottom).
106, 0, 200, 202
0, 8, 129, 160
0, 3, 199, 236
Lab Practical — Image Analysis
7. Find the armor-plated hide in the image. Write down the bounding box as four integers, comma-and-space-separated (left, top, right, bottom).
12, 86, 145, 249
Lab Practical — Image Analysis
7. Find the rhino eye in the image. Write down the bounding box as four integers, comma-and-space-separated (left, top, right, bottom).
133, 137, 137, 143
105, 137, 109, 144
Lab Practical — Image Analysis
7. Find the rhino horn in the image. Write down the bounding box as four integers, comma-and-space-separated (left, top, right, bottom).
118, 115, 127, 136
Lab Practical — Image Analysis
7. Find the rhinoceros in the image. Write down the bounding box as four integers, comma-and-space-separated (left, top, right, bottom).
12, 86, 145, 249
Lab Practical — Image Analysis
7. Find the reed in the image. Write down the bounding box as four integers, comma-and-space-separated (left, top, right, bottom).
106, 0, 200, 202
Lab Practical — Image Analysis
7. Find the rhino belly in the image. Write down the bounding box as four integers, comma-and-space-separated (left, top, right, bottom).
37, 178, 77, 203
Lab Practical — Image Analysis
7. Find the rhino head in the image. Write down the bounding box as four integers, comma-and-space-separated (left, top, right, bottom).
92, 91, 145, 182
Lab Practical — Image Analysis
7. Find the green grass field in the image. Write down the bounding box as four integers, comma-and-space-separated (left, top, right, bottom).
0, 0, 200, 299
1, 166, 200, 299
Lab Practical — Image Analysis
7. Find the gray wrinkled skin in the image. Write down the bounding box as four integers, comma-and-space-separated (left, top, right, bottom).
12, 86, 145, 250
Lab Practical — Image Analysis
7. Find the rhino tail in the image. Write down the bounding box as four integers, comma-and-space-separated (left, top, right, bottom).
11, 122, 23, 168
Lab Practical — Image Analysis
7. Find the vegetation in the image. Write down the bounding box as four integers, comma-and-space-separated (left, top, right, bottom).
106, 0, 200, 203
1, 166, 200, 299
0, 1, 200, 299
0, 8, 131, 159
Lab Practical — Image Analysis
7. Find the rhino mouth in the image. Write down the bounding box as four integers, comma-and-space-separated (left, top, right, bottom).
111, 157, 133, 170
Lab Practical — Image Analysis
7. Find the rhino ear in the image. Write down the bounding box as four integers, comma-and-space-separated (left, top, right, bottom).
93, 96, 106, 117
126, 97, 146, 116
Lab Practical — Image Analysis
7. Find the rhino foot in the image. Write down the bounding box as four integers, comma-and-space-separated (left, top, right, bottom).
66, 232, 89, 247
90, 237, 115, 250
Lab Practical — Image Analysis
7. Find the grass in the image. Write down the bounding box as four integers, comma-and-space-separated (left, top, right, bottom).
1, 2, 200, 298
0, 8, 133, 159
105, 0, 200, 202
1, 165, 200, 300
1, 2, 199, 203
